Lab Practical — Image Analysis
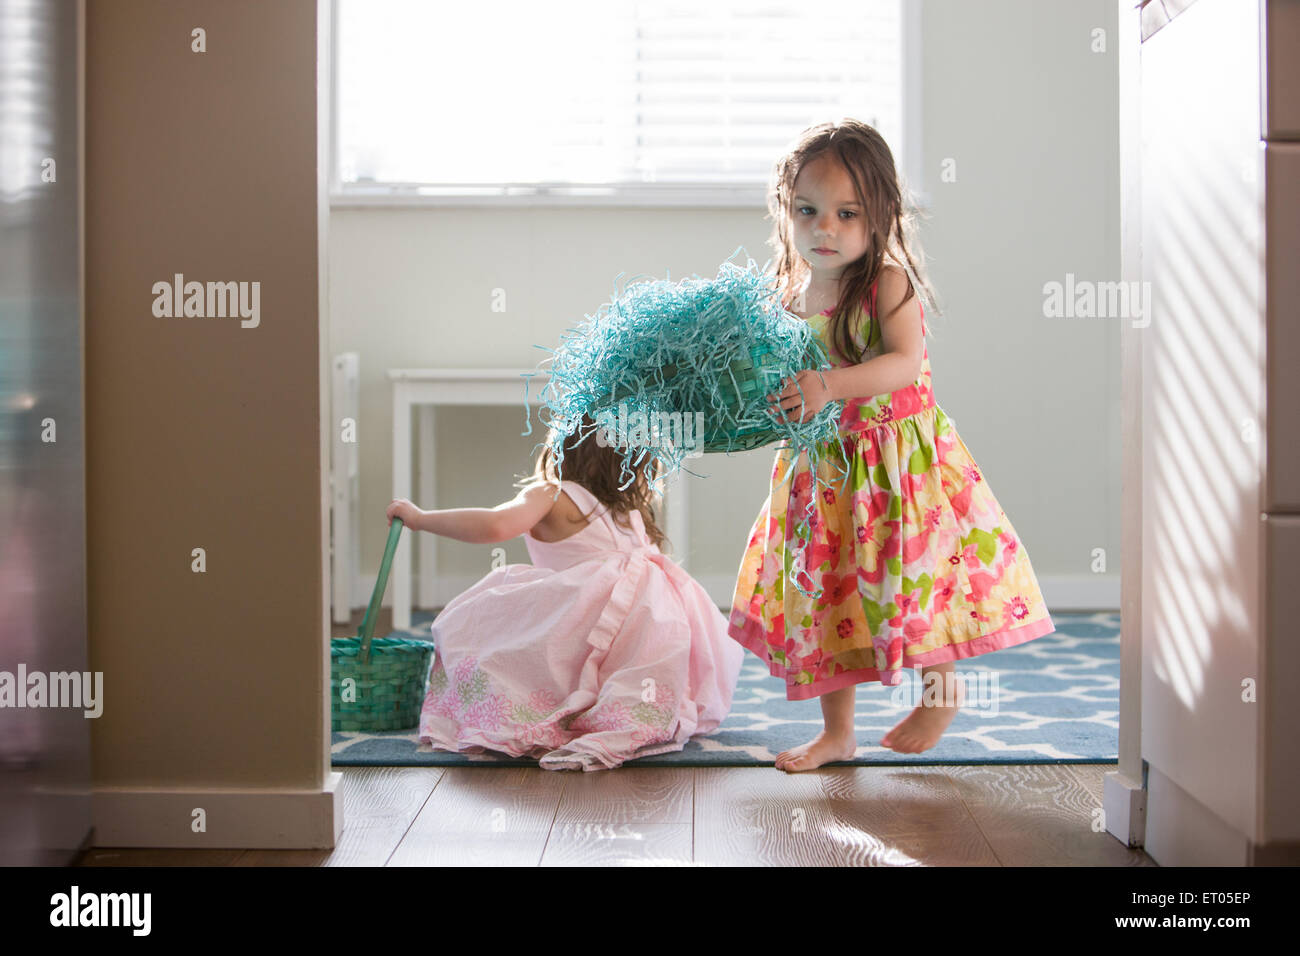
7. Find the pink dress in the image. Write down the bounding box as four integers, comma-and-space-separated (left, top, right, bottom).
418, 479, 745, 771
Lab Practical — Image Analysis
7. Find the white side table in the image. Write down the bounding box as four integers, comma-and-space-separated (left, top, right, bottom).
388, 368, 691, 632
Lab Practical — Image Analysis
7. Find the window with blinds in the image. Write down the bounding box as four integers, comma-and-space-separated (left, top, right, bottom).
335, 0, 905, 202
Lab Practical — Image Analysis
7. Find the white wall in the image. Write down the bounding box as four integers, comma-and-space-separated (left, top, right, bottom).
330, 0, 1122, 613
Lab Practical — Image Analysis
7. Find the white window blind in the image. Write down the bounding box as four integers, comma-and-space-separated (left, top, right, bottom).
336, 0, 903, 199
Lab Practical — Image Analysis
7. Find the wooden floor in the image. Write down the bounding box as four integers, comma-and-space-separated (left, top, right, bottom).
75, 763, 1155, 866
75, 607, 1150, 866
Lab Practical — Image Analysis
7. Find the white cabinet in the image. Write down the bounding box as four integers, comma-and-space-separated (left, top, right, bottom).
1134, 0, 1300, 864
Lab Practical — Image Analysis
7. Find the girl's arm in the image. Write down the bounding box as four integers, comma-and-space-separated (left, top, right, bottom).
388, 482, 559, 544
824, 264, 925, 401
768, 266, 926, 422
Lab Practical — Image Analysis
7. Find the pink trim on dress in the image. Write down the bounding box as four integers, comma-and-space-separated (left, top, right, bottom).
727, 606, 1056, 700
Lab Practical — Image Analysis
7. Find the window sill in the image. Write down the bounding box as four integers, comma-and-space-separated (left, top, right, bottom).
331, 182, 770, 208
329, 183, 933, 212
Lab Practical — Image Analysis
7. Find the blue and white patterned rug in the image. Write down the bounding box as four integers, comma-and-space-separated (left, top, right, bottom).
331, 611, 1120, 767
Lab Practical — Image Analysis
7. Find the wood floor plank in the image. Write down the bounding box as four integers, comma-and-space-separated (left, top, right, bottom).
540, 822, 693, 866
942, 764, 1156, 866
232, 767, 443, 867
693, 766, 981, 866
387, 766, 565, 866
77, 848, 244, 866
693, 768, 823, 866
1064, 762, 1124, 803
816, 767, 1001, 865
229, 848, 332, 866
554, 767, 693, 825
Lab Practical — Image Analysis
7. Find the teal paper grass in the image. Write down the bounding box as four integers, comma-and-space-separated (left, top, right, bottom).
522, 247, 853, 599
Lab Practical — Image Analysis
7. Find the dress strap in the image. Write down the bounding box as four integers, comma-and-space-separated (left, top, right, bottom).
559, 480, 651, 546
557, 479, 599, 513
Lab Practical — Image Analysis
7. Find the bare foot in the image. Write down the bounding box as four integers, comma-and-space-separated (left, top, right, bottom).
880, 693, 962, 754
774, 730, 857, 772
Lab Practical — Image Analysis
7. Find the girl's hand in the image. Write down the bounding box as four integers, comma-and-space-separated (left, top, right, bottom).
386, 498, 424, 530
766, 370, 834, 424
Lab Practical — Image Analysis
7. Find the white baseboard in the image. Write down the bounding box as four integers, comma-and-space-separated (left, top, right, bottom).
91, 772, 344, 849
1103, 767, 1148, 847
1035, 574, 1122, 612
1144, 764, 1247, 866
361, 571, 1121, 618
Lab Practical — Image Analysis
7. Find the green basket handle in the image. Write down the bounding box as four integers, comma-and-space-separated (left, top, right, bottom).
358, 517, 404, 664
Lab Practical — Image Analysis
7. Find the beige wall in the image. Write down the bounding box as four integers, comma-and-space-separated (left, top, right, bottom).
86, 0, 329, 802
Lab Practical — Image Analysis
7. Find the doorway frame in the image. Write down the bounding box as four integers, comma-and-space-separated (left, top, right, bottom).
1105, 0, 1148, 849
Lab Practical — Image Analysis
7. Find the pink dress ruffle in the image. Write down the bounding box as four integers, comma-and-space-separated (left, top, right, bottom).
418, 479, 744, 771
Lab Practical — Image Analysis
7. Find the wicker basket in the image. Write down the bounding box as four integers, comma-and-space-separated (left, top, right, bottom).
330, 518, 436, 732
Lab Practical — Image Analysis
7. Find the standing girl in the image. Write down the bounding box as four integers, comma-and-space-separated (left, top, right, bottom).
728, 119, 1056, 771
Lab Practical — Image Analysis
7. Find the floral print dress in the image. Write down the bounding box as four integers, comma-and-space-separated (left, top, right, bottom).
727, 279, 1056, 699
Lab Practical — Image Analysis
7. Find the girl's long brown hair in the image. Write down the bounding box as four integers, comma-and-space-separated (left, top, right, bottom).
767, 118, 942, 365
513, 413, 669, 552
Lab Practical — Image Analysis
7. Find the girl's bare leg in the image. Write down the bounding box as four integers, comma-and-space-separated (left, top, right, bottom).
774, 686, 858, 772
880, 660, 962, 754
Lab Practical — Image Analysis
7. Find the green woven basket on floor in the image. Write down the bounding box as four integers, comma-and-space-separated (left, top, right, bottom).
330, 518, 436, 732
